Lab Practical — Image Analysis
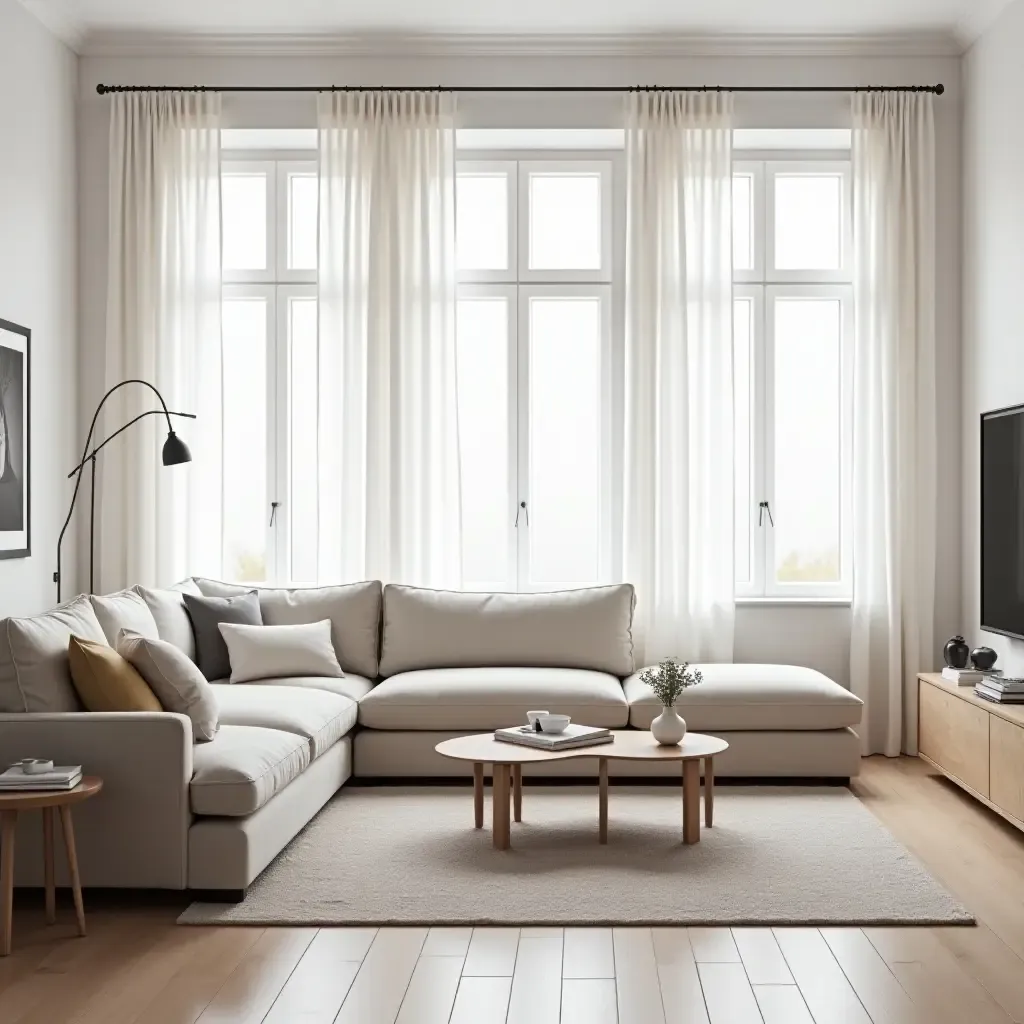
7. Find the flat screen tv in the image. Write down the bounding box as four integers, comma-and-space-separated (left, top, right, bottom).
982, 403, 1024, 640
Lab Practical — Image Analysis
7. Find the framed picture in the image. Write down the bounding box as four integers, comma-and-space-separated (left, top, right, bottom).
0, 319, 30, 560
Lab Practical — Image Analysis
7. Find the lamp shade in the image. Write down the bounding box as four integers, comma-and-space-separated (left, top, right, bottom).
162, 430, 192, 466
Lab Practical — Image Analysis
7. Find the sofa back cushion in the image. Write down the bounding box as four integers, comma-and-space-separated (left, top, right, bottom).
378, 584, 636, 677
0, 595, 108, 712
90, 590, 160, 645
193, 578, 383, 678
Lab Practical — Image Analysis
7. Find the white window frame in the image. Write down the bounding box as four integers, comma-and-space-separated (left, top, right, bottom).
517, 160, 614, 283
275, 161, 318, 284
456, 160, 518, 284
222, 160, 277, 284
732, 162, 766, 285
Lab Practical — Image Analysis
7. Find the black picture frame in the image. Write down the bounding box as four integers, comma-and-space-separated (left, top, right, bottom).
0, 318, 30, 560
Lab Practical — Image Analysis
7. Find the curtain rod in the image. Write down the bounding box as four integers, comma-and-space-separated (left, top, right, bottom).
96, 83, 945, 96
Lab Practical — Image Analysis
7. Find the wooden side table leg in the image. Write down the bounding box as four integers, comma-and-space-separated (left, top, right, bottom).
599, 757, 609, 844
43, 808, 55, 924
492, 765, 511, 850
1, 810, 16, 956
683, 760, 700, 845
704, 757, 714, 828
512, 764, 522, 823
59, 806, 86, 937
473, 763, 484, 829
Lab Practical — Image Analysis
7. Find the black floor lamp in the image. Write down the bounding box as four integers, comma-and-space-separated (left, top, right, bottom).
55, 379, 195, 602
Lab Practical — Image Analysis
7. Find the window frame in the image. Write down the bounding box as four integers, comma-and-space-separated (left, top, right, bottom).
275, 161, 318, 284
455, 160, 519, 283
222, 160, 277, 284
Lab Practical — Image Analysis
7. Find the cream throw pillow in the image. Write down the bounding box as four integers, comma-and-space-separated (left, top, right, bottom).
217, 620, 344, 684
116, 629, 219, 742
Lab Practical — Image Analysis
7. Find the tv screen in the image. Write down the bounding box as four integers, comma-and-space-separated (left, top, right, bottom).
982, 404, 1024, 640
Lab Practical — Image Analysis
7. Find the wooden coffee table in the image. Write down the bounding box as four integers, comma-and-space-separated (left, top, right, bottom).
435, 732, 728, 850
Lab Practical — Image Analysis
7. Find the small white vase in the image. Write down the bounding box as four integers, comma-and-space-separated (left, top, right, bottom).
651, 705, 687, 746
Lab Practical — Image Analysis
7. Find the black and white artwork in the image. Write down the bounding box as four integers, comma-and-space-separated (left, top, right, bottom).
0, 319, 30, 559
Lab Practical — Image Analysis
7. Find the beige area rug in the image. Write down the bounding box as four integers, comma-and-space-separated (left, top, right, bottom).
179, 786, 973, 927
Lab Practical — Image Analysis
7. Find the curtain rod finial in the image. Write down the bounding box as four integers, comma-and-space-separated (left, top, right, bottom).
935, 83, 945, 96
96, 84, 107, 95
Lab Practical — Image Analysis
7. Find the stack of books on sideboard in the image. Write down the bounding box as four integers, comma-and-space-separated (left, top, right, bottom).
941, 666, 1024, 704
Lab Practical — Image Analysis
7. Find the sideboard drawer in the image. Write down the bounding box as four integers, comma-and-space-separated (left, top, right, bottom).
919, 680, 990, 797
990, 715, 1024, 824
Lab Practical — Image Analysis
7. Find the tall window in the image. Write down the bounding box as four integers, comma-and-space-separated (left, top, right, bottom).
456, 159, 614, 592
221, 159, 318, 584
733, 160, 853, 599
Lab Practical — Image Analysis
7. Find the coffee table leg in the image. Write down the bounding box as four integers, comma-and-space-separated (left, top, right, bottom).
1, 810, 16, 956
512, 764, 522, 823
683, 760, 700, 845
704, 757, 714, 828
599, 757, 609, 844
43, 808, 55, 923
492, 765, 511, 850
59, 807, 86, 937
473, 763, 484, 828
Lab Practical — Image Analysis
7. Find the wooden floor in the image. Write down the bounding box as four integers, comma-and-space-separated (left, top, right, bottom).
3, 756, 1024, 1023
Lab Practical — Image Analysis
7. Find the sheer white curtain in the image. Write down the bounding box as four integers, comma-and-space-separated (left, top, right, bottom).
99, 92, 222, 591
316, 91, 461, 587
622, 92, 735, 665
850, 92, 937, 756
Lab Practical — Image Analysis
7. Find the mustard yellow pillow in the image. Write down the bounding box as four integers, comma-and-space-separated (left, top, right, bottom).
67, 635, 162, 713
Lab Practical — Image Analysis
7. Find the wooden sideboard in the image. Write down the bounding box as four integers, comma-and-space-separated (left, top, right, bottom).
918, 672, 1024, 831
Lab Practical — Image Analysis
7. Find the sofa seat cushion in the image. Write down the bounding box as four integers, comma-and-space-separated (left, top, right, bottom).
358, 667, 629, 730
624, 664, 863, 731
190, 725, 311, 816
211, 673, 374, 703
213, 684, 357, 757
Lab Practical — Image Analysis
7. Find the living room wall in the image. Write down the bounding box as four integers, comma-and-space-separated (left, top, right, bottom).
76, 46, 962, 698
963, 0, 1024, 674
0, 0, 78, 616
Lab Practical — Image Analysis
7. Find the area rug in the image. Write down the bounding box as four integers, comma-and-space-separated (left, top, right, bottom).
179, 786, 973, 926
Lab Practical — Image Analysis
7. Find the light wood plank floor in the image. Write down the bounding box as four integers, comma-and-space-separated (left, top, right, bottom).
3, 756, 1024, 1024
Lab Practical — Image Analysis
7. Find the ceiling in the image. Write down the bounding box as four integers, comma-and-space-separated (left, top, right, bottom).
19, 0, 1015, 52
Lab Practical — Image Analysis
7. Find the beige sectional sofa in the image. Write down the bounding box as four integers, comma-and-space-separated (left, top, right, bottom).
0, 579, 862, 897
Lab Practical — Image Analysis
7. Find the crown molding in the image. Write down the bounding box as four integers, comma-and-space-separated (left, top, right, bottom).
954, 0, 1016, 49
80, 30, 962, 60
16, 0, 86, 50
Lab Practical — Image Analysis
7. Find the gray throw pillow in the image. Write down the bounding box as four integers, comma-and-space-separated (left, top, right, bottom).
182, 591, 262, 680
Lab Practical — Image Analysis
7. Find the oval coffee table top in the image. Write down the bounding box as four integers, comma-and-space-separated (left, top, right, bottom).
436, 731, 728, 764
0, 777, 103, 811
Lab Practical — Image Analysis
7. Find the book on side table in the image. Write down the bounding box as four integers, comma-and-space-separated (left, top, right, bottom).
0, 766, 83, 791
494, 724, 614, 751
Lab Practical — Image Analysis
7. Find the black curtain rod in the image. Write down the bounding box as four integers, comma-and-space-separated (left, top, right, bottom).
96, 83, 945, 96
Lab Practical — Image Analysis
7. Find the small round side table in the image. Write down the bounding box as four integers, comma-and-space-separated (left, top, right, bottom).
0, 776, 103, 956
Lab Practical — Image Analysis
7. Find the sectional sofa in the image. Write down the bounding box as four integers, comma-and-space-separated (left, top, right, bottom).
0, 579, 862, 897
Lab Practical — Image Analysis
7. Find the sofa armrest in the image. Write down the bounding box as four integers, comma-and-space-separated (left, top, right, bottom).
0, 712, 194, 889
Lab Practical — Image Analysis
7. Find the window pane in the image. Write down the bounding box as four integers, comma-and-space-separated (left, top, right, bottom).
733, 174, 754, 271
222, 297, 268, 582
529, 173, 602, 271
774, 174, 843, 270
528, 296, 601, 586
289, 296, 318, 583
457, 174, 509, 271
222, 173, 267, 271
734, 298, 753, 585
457, 297, 511, 588
288, 173, 318, 271
773, 296, 842, 584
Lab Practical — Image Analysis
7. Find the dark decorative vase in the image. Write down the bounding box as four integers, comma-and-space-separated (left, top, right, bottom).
971, 647, 998, 672
943, 636, 970, 669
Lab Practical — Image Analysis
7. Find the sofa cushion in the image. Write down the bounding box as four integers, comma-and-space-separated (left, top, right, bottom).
378, 584, 636, 677
210, 673, 374, 702
90, 590, 160, 645
134, 585, 199, 660
624, 664, 864, 731
190, 724, 310, 816
0, 595, 108, 713
193, 578, 383, 678
219, 620, 343, 684
213, 683, 358, 757
358, 667, 629, 730
68, 635, 163, 713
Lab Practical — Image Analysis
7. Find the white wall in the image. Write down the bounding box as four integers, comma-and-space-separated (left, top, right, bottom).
964, 0, 1024, 673
77, 49, 962, 690
0, 1, 77, 616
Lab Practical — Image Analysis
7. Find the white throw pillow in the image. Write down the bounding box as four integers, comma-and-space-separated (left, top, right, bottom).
116, 629, 219, 742
217, 620, 345, 685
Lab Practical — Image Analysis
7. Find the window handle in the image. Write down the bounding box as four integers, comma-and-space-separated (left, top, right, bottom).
269, 501, 280, 528
515, 501, 529, 527
758, 500, 774, 527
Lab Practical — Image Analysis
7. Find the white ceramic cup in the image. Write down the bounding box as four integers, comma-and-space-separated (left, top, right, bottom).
538, 713, 571, 735
19, 758, 54, 775
526, 710, 550, 731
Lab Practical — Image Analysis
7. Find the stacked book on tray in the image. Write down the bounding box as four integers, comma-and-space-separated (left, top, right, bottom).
0, 765, 83, 791
975, 676, 1024, 705
494, 724, 613, 750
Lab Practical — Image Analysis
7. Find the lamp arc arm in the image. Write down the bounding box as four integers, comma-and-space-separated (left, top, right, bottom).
66, 409, 196, 479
